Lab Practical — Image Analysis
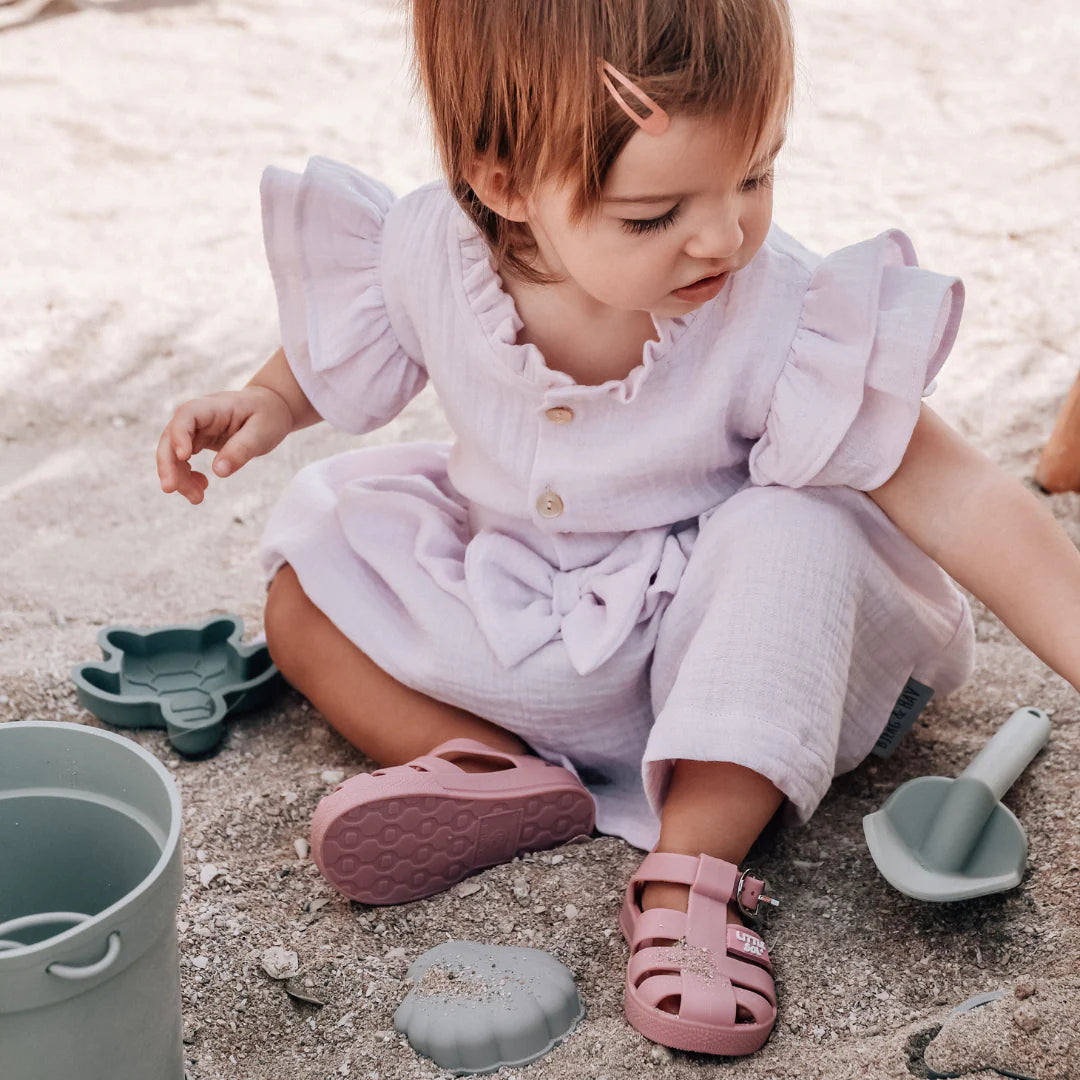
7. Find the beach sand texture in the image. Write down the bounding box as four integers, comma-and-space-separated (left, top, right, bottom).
1, 0, 1078, 1077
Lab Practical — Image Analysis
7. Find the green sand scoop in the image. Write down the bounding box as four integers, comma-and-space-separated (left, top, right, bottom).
863, 706, 1051, 902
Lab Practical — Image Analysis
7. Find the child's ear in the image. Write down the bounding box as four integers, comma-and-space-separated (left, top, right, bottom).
465, 157, 530, 223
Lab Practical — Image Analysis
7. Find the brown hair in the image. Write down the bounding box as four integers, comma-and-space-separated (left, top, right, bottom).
408, 0, 794, 286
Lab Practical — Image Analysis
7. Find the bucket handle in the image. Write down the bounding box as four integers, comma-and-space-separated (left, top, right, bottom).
0, 911, 92, 950
46, 932, 122, 981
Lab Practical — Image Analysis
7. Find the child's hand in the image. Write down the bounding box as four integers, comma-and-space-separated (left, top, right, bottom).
157, 386, 294, 504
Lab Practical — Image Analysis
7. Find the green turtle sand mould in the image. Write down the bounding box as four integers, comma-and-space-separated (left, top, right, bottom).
71, 616, 282, 757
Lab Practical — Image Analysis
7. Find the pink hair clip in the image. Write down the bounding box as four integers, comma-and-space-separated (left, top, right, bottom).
598, 59, 670, 136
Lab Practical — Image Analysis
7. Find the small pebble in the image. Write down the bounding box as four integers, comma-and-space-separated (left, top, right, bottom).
1012, 1003, 1041, 1033
191, 955, 209, 970
282, 791, 299, 805
321, 770, 346, 785
294, 838, 309, 860
564, 904, 579, 919
199, 864, 220, 887
1013, 976, 1036, 999
260, 946, 300, 980
455, 881, 483, 898
649, 1045, 674, 1063
549, 854, 563, 865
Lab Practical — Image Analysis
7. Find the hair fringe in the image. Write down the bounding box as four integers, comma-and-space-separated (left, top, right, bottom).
408, 0, 794, 287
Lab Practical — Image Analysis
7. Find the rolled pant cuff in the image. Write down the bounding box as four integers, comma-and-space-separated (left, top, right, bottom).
641, 710, 835, 829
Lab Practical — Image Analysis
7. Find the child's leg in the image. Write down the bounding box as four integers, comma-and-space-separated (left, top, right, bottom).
273, 563, 597, 906
642, 760, 783, 920
647, 483, 972, 828
265, 563, 529, 766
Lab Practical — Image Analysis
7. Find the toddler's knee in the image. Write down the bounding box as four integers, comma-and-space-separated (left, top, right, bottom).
718, 484, 863, 548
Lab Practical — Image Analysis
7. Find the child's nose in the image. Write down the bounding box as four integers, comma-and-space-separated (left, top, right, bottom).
684, 212, 743, 262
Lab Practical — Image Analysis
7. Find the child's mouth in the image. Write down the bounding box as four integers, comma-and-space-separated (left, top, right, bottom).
672, 271, 729, 302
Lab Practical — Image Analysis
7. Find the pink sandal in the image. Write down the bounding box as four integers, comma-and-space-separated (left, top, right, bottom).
619, 852, 780, 1056
310, 738, 595, 905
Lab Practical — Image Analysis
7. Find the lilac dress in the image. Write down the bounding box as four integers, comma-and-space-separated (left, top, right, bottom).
258, 157, 974, 851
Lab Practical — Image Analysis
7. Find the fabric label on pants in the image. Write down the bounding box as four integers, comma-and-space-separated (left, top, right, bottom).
871, 676, 935, 758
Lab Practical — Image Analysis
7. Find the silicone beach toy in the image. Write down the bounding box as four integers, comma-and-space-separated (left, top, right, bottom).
863, 707, 1052, 901
0, 721, 185, 1080
71, 615, 281, 757
394, 941, 584, 1076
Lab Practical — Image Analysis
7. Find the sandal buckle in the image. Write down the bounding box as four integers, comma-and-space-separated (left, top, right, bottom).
736, 868, 780, 918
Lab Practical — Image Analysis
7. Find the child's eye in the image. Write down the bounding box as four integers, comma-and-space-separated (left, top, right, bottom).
620, 204, 680, 236
742, 169, 774, 192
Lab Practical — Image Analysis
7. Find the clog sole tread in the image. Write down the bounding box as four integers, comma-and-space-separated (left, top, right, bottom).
314, 786, 594, 905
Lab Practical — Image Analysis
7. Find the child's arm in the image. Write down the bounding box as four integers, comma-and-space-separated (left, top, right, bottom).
868, 404, 1080, 692
245, 345, 321, 431
157, 346, 320, 504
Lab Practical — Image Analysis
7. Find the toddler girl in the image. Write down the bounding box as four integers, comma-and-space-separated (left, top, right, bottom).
157, 0, 1080, 1057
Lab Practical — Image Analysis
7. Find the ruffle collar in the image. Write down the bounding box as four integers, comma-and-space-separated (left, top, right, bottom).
455, 213, 714, 402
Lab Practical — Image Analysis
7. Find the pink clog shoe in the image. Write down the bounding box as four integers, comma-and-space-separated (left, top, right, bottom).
310, 738, 595, 905
620, 851, 780, 1056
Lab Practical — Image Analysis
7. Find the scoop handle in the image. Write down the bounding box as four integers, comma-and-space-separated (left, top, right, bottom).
959, 707, 1051, 800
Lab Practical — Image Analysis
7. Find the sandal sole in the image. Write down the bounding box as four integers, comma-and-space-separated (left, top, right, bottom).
312, 781, 595, 905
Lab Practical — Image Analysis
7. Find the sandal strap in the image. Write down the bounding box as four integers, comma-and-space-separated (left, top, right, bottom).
627, 929, 773, 986
630, 851, 767, 913
367, 739, 586, 799
727, 925, 773, 973
629, 851, 714, 890
627, 906, 687, 946
632, 972, 686, 1012
628, 942, 775, 1025
398, 739, 532, 776
425, 738, 523, 767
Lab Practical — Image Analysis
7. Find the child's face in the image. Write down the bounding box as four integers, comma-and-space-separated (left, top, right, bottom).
524, 114, 782, 318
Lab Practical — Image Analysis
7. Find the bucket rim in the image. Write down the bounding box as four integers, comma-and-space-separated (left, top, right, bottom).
0, 720, 182, 960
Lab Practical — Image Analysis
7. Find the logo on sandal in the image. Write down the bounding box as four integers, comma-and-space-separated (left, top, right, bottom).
474, 809, 524, 865
734, 929, 766, 957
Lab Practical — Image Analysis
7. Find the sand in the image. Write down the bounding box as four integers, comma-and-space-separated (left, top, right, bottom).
1, 0, 1078, 1077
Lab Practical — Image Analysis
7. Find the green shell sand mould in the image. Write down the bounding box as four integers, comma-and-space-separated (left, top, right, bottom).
71, 615, 282, 757
394, 941, 585, 1076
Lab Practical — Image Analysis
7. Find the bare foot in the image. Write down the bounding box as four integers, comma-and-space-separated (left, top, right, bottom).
640, 879, 744, 927
440, 751, 521, 774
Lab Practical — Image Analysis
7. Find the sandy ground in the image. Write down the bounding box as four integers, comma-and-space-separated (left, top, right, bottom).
2, 0, 1079, 1077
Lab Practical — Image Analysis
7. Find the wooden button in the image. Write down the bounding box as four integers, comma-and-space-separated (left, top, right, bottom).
536, 491, 564, 518
545, 406, 574, 424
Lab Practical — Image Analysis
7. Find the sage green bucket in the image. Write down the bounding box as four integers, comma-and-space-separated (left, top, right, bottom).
0, 721, 184, 1080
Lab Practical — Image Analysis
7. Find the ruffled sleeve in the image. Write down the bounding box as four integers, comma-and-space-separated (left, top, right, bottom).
260, 157, 427, 434
747, 229, 963, 491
